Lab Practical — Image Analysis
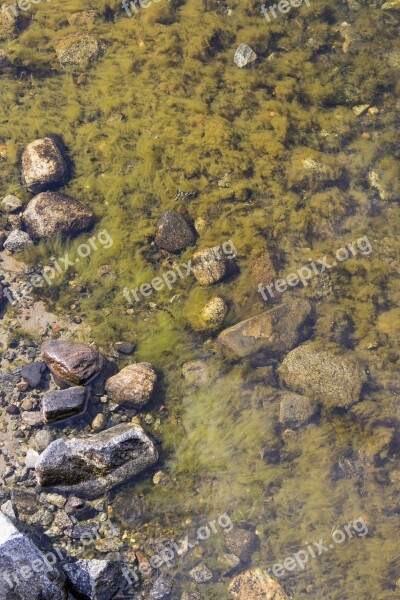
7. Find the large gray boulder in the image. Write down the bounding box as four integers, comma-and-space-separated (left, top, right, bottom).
21, 136, 70, 193
41, 340, 106, 387
0, 512, 67, 600
63, 559, 123, 600
35, 423, 159, 498
278, 342, 367, 408
217, 299, 312, 359
23, 192, 94, 240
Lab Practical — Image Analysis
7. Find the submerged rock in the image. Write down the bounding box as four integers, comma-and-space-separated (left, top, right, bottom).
278, 342, 367, 408
105, 362, 157, 408
200, 296, 227, 330
3, 229, 33, 253
23, 192, 94, 240
279, 392, 318, 428
41, 340, 106, 387
0, 49, 11, 69
217, 299, 312, 359
63, 559, 123, 600
149, 574, 173, 599
21, 361, 47, 388
228, 568, 288, 599
0, 10, 18, 42
155, 211, 196, 253
21, 136, 70, 194
35, 423, 159, 498
1, 194, 23, 213
181, 360, 215, 387
54, 33, 104, 68
225, 529, 258, 563
42, 387, 89, 424
234, 44, 258, 68
68, 10, 101, 26
192, 248, 235, 285
0, 512, 67, 599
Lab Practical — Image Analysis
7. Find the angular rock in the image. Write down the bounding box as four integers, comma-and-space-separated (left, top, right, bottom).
217, 299, 312, 359
192, 248, 234, 285
155, 211, 196, 253
21, 136, 70, 193
0, 512, 67, 600
225, 529, 258, 563
63, 559, 123, 600
278, 342, 367, 408
41, 340, 106, 387
35, 423, 159, 498
279, 392, 317, 428
23, 192, 94, 240
149, 574, 173, 599
105, 362, 157, 408
1, 194, 23, 213
21, 361, 47, 388
42, 387, 89, 424
3, 229, 33, 253
234, 44, 257, 68
250, 249, 277, 290
228, 569, 288, 599
54, 33, 104, 68
189, 564, 213, 583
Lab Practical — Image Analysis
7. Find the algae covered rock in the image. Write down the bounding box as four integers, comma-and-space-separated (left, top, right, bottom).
155, 210, 196, 253
192, 248, 235, 285
278, 342, 367, 408
41, 340, 106, 387
35, 423, 159, 498
1, 194, 22, 213
23, 192, 94, 240
228, 568, 288, 599
279, 392, 317, 428
200, 296, 227, 330
218, 298, 312, 359
105, 362, 157, 408
54, 32, 104, 68
225, 529, 258, 563
3, 229, 33, 253
0, 10, 18, 42
21, 136, 70, 193
67, 10, 101, 26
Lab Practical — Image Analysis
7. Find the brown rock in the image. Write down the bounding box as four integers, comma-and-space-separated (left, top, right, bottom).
105, 363, 157, 408
217, 299, 312, 359
23, 192, 94, 240
67, 10, 100, 25
21, 136, 70, 193
155, 211, 196, 253
41, 340, 106, 387
228, 569, 288, 599
250, 249, 277, 288
54, 32, 104, 68
225, 529, 258, 562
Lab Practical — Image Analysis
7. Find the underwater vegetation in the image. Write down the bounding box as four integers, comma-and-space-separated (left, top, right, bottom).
0, 0, 399, 597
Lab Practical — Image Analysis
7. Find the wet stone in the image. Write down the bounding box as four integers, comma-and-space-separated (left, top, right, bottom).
63, 559, 124, 600
105, 362, 157, 408
21, 361, 47, 388
149, 574, 173, 599
21, 136, 70, 194
41, 340, 106, 387
234, 44, 258, 68
1, 194, 23, 213
54, 33, 104, 68
155, 211, 196, 253
225, 528, 258, 562
228, 568, 288, 599
42, 387, 89, 424
189, 564, 213, 583
279, 392, 318, 428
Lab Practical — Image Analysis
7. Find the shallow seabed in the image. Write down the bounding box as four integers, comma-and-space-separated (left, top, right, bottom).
1, 0, 400, 597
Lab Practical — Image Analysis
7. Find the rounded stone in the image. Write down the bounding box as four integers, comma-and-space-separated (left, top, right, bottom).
105, 362, 157, 408
155, 211, 196, 253
200, 297, 227, 330
21, 136, 70, 193
3, 230, 33, 253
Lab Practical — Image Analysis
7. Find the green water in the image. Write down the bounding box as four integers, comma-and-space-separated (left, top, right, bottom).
1, 0, 400, 597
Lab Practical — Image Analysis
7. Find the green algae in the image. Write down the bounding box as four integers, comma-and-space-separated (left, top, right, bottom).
1, 0, 400, 597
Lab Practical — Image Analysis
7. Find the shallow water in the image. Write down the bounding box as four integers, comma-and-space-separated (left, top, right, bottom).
1, 0, 400, 597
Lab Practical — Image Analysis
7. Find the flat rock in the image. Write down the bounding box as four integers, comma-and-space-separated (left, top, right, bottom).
217, 299, 312, 359
23, 192, 94, 240
41, 340, 106, 387
278, 342, 367, 408
155, 211, 196, 253
228, 569, 288, 599
35, 423, 159, 498
21, 136, 70, 194
21, 361, 47, 388
105, 362, 157, 408
54, 33, 104, 68
234, 44, 258, 68
63, 559, 123, 600
3, 229, 33, 252
0, 512, 67, 599
279, 392, 318, 428
42, 386, 89, 424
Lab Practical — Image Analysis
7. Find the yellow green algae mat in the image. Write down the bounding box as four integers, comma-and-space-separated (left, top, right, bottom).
0, 0, 399, 598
